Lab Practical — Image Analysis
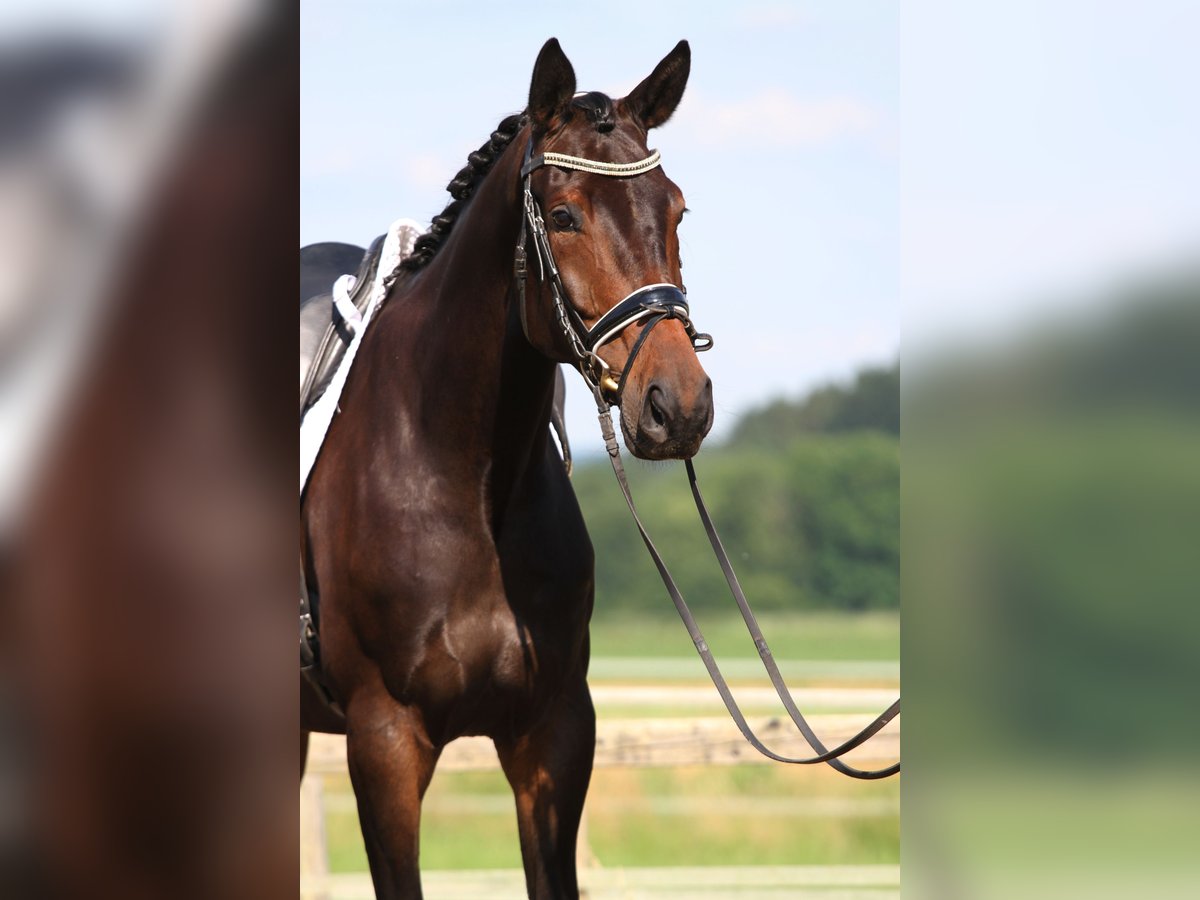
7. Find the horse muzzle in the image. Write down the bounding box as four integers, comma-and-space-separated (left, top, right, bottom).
624, 372, 714, 460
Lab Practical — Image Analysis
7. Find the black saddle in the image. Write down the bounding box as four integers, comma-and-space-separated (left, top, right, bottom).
299, 234, 386, 415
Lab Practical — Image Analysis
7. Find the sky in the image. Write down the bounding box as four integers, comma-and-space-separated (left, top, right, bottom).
302, 1, 1200, 455
301, 1, 900, 453
900, 0, 1200, 348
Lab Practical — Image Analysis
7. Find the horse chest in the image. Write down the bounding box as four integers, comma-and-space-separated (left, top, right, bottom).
398, 590, 584, 740
357, 502, 587, 733
318, 447, 592, 738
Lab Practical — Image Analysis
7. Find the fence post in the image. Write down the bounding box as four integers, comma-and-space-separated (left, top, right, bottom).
576, 793, 600, 873
300, 773, 330, 900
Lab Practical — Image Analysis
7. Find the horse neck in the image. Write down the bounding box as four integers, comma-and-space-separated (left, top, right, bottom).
366, 127, 558, 495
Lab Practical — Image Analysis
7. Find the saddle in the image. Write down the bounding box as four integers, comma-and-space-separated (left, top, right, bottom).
299, 232, 389, 416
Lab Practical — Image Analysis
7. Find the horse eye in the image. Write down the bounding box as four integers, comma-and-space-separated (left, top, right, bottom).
550, 208, 575, 230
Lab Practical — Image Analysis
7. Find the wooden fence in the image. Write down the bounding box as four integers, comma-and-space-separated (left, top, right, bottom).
300, 713, 899, 898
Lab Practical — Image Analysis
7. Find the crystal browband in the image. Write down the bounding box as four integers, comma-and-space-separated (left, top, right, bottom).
520, 149, 662, 178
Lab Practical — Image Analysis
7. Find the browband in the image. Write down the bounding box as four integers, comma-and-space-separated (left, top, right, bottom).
521, 149, 662, 179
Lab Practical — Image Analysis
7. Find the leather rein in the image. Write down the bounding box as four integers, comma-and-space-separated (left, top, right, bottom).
515, 137, 900, 779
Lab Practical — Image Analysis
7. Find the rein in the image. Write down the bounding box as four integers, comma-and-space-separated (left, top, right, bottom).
516, 137, 900, 779
597, 424, 901, 779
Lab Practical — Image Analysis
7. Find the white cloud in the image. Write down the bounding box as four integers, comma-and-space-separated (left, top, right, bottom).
687, 90, 874, 149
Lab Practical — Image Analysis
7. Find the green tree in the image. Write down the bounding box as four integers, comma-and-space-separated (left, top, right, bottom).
572, 363, 900, 618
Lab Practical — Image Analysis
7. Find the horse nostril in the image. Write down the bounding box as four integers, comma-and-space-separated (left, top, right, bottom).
649, 391, 667, 428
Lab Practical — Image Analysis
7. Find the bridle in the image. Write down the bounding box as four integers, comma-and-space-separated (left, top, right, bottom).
514, 137, 712, 404
513, 130, 900, 779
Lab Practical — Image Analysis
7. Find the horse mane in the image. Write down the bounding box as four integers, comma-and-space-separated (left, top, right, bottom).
398, 92, 616, 274
399, 112, 525, 273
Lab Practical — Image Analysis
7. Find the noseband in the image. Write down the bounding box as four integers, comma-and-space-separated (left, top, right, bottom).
514, 138, 712, 405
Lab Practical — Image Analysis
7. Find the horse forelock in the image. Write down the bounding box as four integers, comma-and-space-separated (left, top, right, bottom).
570, 91, 615, 133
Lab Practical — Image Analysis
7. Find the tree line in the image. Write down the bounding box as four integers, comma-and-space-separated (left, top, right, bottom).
572, 363, 899, 618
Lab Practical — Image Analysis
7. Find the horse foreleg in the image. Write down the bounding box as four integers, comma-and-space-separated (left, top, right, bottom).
496, 677, 596, 900
345, 694, 440, 899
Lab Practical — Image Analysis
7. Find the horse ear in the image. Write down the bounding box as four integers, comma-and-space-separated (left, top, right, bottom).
626, 40, 691, 130
528, 38, 577, 129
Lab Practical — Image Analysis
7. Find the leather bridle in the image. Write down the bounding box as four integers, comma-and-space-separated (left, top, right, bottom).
514, 137, 712, 404
512, 131, 900, 780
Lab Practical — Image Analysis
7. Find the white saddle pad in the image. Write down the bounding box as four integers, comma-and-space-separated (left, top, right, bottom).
299, 218, 420, 494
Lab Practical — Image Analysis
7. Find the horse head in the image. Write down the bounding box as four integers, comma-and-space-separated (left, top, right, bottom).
519, 39, 714, 461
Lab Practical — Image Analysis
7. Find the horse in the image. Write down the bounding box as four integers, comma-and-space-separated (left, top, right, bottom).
301, 38, 712, 898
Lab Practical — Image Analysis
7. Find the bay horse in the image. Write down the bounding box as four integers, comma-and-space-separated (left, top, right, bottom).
301, 38, 712, 898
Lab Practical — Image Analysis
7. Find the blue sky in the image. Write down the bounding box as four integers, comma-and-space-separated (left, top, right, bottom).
301, 1, 900, 452
901, 1, 1200, 347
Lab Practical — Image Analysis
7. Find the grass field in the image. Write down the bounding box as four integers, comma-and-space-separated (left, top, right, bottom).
588, 611, 900, 664
324, 764, 900, 872
314, 611, 900, 874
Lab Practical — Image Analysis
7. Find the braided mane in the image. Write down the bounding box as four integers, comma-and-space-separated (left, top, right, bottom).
398, 93, 617, 274
399, 112, 526, 273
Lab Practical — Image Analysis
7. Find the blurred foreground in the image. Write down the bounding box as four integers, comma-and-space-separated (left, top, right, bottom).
905, 270, 1200, 899
902, 3, 1200, 895
1, 3, 296, 897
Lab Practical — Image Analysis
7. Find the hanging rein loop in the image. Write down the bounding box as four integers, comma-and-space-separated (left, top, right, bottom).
594, 403, 900, 779
514, 138, 712, 404
514, 135, 899, 778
